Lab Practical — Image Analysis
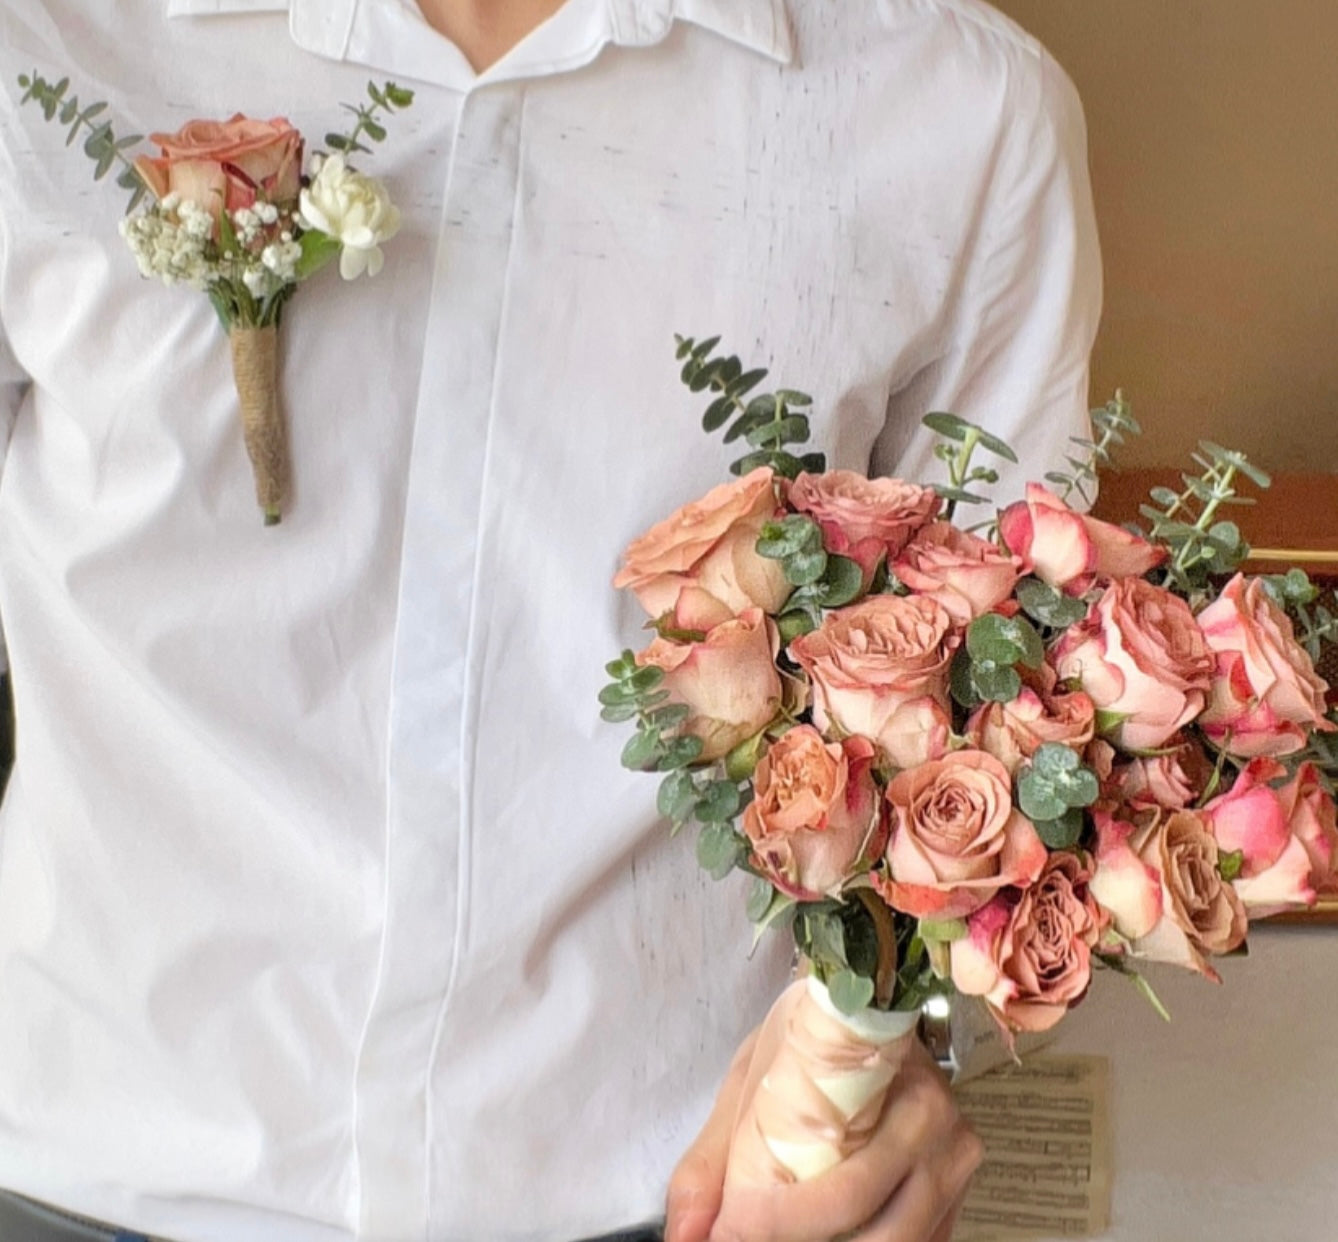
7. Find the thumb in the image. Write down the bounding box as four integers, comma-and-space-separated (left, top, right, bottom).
664, 1029, 758, 1242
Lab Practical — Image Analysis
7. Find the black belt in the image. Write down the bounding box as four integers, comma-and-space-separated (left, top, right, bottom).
0, 1192, 663, 1242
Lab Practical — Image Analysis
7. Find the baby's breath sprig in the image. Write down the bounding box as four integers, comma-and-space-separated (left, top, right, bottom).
16, 71, 146, 210
323, 80, 415, 157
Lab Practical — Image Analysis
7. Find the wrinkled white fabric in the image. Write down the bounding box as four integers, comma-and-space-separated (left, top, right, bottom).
0, 1, 1100, 1239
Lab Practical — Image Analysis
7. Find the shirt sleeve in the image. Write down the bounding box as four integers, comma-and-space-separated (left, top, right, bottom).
872, 49, 1103, 506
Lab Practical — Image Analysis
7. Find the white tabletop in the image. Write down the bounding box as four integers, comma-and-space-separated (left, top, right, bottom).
1039, 924, 1338, 1242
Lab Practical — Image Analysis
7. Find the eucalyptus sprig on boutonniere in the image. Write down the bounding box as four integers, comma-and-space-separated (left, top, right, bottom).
15, 73, 413, 525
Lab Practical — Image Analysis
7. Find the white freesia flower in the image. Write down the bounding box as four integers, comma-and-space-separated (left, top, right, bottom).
297, 153, 401, 280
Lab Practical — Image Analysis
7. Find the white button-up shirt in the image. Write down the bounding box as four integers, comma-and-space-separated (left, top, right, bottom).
0, 2, 1100, 1239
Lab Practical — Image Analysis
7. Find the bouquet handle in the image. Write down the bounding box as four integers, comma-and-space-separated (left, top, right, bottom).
726, 977, 921, 1186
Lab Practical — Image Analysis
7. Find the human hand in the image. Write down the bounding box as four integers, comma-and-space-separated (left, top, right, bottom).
664, 987, 983, 1242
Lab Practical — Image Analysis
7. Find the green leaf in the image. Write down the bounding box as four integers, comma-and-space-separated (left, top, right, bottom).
756, 515, 820, 560
726, 368, 768, 399
813, 555, 864, 608
724, 731, 768, 783
1218, 849, 1245, 883
695, 779, 742, 824
746, 877, 774, 922
384, 82, 416, 108
629, 665, 665, 693
1094, 708, 1129, 735
828, 969, 875, 1015
774, 388, 813, 407
803, 908, 847, 968
597, 683, 638, 707
696, 822, 744, 879
1148, 486, 1181, 508
918, 917, 968, 943
1031, 806, 1085, 849
646, 703, 691, 730
1031, 741, 1082, 779
971, 660, 1021, 703
798, 452, 827, 473
621, 730, 660, 771
972, 426, 1019, 464
949, 648, 983, 709
922, 411, 969, 442
745, 414, 810, 449
325, 132, 352, 151
784, 549, 828, 587
1018, 774, 1068, 824
1015, 577, 1088, 629
933, 485, 990, 506
968, 612, 1044, 668
657, 769, 698, 823
599, 702, 640, 724
777, 608, 817, 644
701, 394, 734, 433
657, 735, 704, 770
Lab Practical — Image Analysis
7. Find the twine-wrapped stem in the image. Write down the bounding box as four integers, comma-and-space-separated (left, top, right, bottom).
228, 324, 288, 525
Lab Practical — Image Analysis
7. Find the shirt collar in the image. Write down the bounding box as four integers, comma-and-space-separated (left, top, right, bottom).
166, 0, 794, 69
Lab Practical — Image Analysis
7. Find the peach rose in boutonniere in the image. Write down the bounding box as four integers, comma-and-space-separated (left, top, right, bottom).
614, 467, 791, 618
135, 115, 303, 218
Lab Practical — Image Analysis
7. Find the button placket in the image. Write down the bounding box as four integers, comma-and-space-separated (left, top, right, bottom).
353, 85, 526, 1242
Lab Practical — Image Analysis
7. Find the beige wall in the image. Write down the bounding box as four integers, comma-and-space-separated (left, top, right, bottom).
992, 0, 1338, 471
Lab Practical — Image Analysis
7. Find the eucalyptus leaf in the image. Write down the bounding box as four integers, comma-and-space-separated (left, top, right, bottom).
828, 969, 875, 1015
657, 769, 698, 823
1031, 806, 1085, 850
696, 822, 743, 879
621, 730, 660, 771
922, 411, 969, 442
971, 660, 1020, 703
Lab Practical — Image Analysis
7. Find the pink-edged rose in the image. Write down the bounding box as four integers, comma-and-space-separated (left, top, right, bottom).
999, 483, 1166, 594
635, 588, 782, 762
1205, 758, 1335, 914
965, 682, 1096, 777
788, 594, 956, 769
1051, 578, 1213, 752
742, 728, 883, 899
1280, 763, 1338, 897
788, 470, 939, 583
1195, 574, 1334, 757
135, 115, 303, 216
873, 749, 1047, 919
1113, 738, 1213, 811
1096, 808, 1247, 979
891, 521, 1022, 625
614, 467, 790, 618
952, 852, 1106, 1034
1088, 809, 1163, 941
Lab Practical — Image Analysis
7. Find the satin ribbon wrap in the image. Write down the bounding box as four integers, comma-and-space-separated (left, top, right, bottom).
726, 977, 921, 1186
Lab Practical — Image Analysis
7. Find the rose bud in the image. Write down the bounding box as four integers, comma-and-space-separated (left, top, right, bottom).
788, 594, 957, 770
788, 470, 939, 584
873, 749, 1047, 919
998, 483, 1166, 595
635, 587, 783, 762
1051, 578, 1214, 752
614, 467, 790, 617
891, 521, 1022, 625
742, 728, 883, 899
951, 853, 1106, 1035
1195, 573, 1334, 758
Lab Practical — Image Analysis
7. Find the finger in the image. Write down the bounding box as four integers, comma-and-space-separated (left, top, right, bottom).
853, 1119, 983, 1242
665, 1025, 762, 1242
711, 1043, 967, 1242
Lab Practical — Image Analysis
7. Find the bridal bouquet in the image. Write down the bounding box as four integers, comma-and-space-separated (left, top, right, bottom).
16, 72, 412, 524
603, 336, 1338, 1186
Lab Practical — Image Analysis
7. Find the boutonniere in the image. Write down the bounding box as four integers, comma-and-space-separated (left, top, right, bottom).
16, 72, 414, 525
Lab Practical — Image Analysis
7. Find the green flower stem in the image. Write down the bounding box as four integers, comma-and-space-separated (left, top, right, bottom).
1056, 415, 1120, 505
1165, 460, 1241, 581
